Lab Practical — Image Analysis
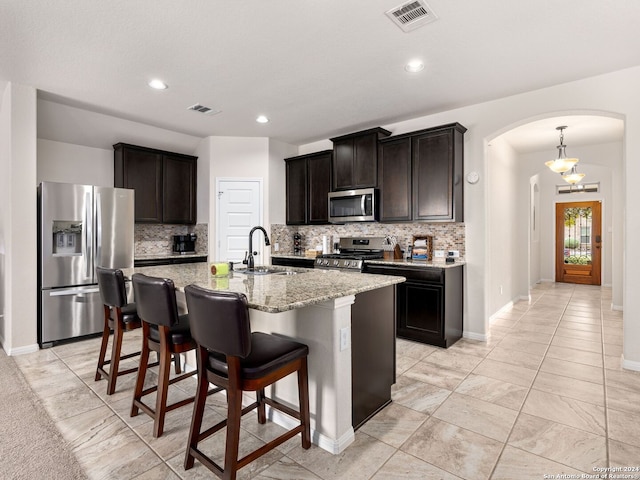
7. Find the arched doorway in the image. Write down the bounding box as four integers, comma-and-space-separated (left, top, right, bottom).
485, 112, 624, 316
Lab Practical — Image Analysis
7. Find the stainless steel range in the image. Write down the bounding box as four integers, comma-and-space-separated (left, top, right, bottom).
315, 237, 385, 271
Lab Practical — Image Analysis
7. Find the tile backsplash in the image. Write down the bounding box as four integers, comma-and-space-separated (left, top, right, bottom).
134, 223, 208, 256
270, 223, 465, 258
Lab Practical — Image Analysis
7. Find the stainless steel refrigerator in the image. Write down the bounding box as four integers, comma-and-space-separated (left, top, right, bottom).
38, 182, 135, 347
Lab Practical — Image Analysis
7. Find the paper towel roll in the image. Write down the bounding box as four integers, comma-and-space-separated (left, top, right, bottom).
210, 262, 229, 277
322, 235, 331, 254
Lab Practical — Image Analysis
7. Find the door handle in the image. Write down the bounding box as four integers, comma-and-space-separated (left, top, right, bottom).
595, 235, 601, 243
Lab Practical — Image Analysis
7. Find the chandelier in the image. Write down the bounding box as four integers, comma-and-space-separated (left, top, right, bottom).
545, 126, 584, 184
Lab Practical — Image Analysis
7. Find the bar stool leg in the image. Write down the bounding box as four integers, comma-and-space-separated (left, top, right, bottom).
184, 347, 210, 470
223, 388, 243, 480
131, 323, 151, 417
95, 305, 111, 381
256, 389, 267, 424
153, 327, 172, 438
106, 312, 125, 395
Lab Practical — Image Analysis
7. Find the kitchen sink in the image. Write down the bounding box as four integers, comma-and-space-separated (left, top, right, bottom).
234, 267, 298, 276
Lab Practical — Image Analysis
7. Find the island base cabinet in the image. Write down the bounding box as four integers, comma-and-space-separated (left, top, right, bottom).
351, 286, 395, 430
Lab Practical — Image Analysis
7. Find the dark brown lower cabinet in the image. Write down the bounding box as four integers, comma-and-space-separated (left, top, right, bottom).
270, 256, 315, 269
364, 263, 463, 348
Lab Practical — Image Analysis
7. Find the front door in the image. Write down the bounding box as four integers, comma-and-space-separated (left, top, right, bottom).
555, 200, 602, 285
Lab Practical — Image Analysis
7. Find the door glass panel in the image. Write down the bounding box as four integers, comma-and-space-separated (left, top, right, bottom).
52, 220, 83, 256
563, 207, 592, 265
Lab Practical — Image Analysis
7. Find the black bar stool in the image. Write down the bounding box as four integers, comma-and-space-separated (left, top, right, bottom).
95, 267, 142, 395
183, 285, 311, 480
130, 273, 220, 437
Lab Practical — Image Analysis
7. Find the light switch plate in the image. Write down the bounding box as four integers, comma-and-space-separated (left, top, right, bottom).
434, 250, 445, 258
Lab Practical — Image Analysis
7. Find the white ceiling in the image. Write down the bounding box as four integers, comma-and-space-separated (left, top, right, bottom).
1, 1, 639, 147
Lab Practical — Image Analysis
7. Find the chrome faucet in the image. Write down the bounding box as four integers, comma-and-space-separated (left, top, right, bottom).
244, 226, 271, 270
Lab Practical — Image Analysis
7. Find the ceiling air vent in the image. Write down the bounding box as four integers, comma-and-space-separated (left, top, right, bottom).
187, 104, 221, 116
385, 0, 437, 32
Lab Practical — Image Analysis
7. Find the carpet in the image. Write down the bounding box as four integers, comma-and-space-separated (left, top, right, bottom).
0, 347, 87, 479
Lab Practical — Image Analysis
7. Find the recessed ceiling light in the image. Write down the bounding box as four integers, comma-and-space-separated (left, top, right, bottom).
405, 60, 424, 73
148, 79, 168, 90
256, 115, 269, 124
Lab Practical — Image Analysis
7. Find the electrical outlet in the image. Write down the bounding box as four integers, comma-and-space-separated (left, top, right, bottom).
274, 242, 280, 252
340, 327, 350, 351
500, 285, 503, 295
448, 250, 460, 258
434, 250, 445, 258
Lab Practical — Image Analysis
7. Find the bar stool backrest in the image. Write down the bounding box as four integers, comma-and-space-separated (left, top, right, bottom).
131, 273, 180, 327
184, 285, 252, 358
96, 266, 128, 308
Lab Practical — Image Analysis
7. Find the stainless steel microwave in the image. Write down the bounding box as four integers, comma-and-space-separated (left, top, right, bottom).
328, 188, 378, 223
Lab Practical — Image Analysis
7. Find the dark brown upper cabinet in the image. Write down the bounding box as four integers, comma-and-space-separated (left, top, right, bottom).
330, 127, 391, 191
378, 123, 466, 223
378, 136, 412, 222
285, 150, 332, 225
114, 143, 197, 224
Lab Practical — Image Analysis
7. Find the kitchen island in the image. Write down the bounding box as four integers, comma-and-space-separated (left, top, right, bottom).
128, 263, 405, 454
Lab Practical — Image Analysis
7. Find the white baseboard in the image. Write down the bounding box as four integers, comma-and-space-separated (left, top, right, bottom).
463, 331, 488, 342
539, 278, 554, 283
266, 405, 355, 454
5, 343, 39, 356
611, 304, 623, 312
622, 355, 640, 372
489, 301, 514, 324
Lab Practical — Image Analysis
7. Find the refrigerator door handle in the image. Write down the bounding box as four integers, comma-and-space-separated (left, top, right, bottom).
49, 287, 101, 297
85, 191, 92, 279
96, 191, 102, 267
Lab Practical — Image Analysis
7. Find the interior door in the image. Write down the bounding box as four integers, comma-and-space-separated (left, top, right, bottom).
216, 180, 262, 263
555, 200, 602, 285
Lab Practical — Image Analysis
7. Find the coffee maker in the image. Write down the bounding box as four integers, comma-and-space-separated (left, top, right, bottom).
173, 233, 197, 254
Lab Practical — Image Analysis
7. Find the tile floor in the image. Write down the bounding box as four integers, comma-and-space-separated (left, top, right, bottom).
13, 283, 640, 479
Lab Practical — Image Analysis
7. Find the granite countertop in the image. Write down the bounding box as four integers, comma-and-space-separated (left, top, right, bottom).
365, 258, 465, 269
126, 263, 405, 314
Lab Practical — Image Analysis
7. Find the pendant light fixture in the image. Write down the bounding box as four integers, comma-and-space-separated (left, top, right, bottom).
545, 126, 579, 173
562, 164, 585, 185
545, 126, 584, 184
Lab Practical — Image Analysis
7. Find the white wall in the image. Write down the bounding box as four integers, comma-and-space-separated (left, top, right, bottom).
0, 83, 9, 347
194, 137, 212, 224
0, 83, 38, 355
486, 137, 521, 315
37, 139, 113, 186
37, 99, 202, 153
